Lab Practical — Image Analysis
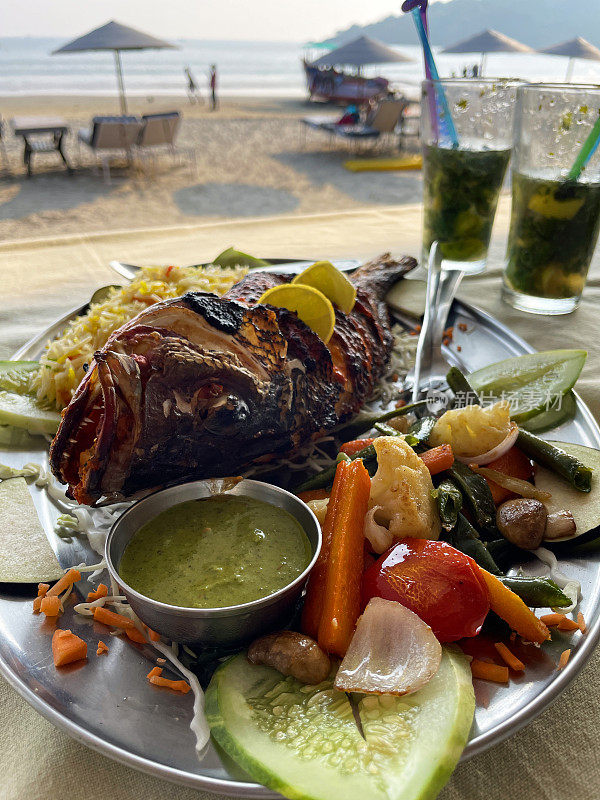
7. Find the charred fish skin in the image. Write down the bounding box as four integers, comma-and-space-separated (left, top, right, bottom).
50, 254, 416, 504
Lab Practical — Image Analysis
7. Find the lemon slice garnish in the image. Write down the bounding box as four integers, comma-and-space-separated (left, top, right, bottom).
291, 261, 357, 313
258, 284, 336, 343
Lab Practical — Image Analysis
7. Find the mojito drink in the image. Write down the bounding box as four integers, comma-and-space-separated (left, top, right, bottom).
423, 144, 511, 270
505, 172, 600, 301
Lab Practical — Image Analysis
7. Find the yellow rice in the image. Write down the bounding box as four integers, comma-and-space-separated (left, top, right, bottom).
33, 264, 248, 409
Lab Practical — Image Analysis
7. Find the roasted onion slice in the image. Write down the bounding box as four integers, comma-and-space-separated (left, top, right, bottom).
334, 597, 442, 696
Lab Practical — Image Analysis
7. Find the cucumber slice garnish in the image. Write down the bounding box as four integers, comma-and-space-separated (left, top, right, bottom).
520, 391, 577, 433
0, 361, 60, 436
469, 349, 586, 423
206, 647, 474, 800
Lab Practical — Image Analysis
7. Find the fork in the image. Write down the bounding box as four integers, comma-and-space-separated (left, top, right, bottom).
408, 243, 468, 404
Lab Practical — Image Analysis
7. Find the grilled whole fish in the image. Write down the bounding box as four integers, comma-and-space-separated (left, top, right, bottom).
50, 254, 416, 504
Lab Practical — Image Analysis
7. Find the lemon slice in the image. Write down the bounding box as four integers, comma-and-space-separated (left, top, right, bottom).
258, 284, 336, 343
292, 260, 357, 313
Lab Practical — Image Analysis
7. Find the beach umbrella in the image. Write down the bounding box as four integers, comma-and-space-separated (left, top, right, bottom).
52, 20, 177, 114
442, 29, 533, 76
538, 37, 600, 82
311, 35, 413, 73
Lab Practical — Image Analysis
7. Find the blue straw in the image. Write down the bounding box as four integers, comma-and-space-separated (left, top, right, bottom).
410, 8, 459, 148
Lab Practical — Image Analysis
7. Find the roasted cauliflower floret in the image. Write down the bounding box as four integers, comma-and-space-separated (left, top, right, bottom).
368, 436, 441, 541
429, 401, 511, 458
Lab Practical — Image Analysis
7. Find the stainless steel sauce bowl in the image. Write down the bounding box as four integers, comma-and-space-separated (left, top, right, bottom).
105, 478, 321, 646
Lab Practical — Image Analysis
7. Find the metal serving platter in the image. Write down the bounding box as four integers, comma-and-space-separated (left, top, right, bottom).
1, 263, 600, 797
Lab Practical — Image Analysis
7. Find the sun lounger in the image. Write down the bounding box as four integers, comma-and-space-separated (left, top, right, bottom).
134, 111, 196, 174
77, 116, 142, 183
302, 100, 409, 150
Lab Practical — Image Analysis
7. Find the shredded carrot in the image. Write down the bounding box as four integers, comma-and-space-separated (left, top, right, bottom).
52, 629, 87, 667
147, 628, 161, 642
339, 438, 375, 457
557, 649, 571, 670
456, 345, 462, 352
458, 323, 468, 332
47, 568, 81, 598
96, 641, 109, 656
419, 444, 454, 475
87, 583, 108, 602
480, 569, 551, 644
444, 326, 453, 339
471, 659, 509, 683
494, 642, 525, 672
415, 324, 422, 332
558, 616, 581, 632
40, 595, 61, 617
395, 399, 406, 409
33, 596, 43, 613
297, 488, 331, 503
146, 666, 191, 693
539, 613, 564, 627
443, 337, 450, 346
37, 583, 50, 597
147, 666, 162, 679
409, 330, 418, 336
93, 606, 135, 630
125, 627, 147, 644
578, 612, 587, 634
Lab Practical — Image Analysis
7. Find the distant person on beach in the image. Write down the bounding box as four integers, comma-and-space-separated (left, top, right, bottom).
209, 65, 218, 110
184, 66, 201, 104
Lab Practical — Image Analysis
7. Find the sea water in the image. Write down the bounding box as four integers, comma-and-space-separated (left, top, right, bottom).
2, 38, 600, 99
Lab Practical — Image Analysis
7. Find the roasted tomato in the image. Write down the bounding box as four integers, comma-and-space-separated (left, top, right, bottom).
362, 539, 490, 642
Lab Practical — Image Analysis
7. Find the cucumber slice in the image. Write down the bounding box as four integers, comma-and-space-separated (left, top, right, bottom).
520, 391, 577, 433
0, 361, 39, 393
0, 360, 60, 436
469, 349, 586, 423
0, 391, 60, 435
534, 441, 600, 551
206, 647, 474, 800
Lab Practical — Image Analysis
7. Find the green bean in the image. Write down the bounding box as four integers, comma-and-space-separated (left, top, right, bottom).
434, 478, 462, 531
498, 576, 571, 608
517, 429, 593, 493
486, 538, 534, 572
294, 451, 356, 493
448, 461, 498, 537
335, 400, 428, 441
446, 367, 481, 406
443, 514, 502, 574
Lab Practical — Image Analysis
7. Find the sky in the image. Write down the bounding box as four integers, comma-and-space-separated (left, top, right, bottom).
0, 0, 447, 41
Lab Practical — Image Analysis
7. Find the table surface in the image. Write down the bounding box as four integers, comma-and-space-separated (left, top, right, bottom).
10, 116, 69, 135
1, 200, 599, 800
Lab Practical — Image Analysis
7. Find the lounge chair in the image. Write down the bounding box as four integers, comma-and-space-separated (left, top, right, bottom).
302, 99, 408, 150
134, 111, 196, 174
77, 116, 142, 183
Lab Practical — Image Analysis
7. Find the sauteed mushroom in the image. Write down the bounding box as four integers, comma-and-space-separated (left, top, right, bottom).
247, 631, 331, 684
496, 498, 548, 550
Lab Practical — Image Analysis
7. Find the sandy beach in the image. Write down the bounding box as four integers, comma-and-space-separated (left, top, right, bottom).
0, 94, 422, 242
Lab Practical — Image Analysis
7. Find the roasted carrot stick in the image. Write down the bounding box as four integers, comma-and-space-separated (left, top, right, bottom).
93, 606, 135, 630
125, 627, 148, 644
87, 583, 108, 602
480, 569, 551, 644
557, 649, 571, 669
494, 642, 525, 672
317, 459, 371, 657
339, 438, 375, 457
419, 444, 454, 475
539, 613, 565, 627
301, 460, 347, 639
471, 659, 509, 683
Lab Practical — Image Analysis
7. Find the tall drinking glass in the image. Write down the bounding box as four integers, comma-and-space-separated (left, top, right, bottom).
421, 79, 517, 273
503, 84, 600, 314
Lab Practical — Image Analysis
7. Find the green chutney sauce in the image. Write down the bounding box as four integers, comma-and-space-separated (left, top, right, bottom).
118, 495, 311, 608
